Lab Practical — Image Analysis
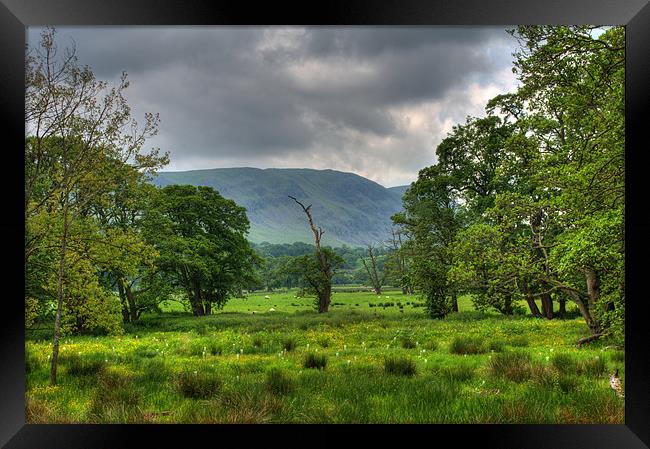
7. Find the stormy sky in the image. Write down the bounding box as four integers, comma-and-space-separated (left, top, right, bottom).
28, 27, 520, 187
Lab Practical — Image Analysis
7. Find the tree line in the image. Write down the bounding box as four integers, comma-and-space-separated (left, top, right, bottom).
391, 26, 624, 343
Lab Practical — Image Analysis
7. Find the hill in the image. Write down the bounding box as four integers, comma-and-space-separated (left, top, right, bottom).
152, 168, 407, 246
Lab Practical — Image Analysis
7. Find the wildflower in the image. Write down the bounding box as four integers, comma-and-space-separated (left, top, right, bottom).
344, 344, 347, 350
347, 360, 351, 365
193, 370, 198, 375
336, 352, 339, 357
545, 356, 550, 362
240, 348, 243, 354
236, 354, 240, 360
424, 359, 428, 363
550, 348, 554, 352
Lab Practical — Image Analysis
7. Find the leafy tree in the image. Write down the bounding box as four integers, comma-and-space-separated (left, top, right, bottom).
284, 248, 345, 311
143, 185, 259, 316
393, 165, 462, 317
25, 28, 167, 384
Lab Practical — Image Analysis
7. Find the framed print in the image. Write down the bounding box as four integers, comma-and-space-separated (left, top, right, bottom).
1, 0, 649, 447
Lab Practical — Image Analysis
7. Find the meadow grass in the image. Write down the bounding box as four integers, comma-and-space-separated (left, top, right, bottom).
25, 289, 624, 423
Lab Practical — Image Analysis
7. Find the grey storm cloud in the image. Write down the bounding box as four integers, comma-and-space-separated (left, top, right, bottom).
28, 26, 519, 186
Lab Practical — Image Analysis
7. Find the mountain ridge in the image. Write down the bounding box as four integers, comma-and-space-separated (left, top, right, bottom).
151, 167, 409, 247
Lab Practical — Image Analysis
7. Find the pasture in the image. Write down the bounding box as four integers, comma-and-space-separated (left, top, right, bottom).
25, 290, 625, 423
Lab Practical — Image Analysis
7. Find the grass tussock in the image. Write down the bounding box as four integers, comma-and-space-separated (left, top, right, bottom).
449, 336, 487, 355
488, 351, 532, 383
174, 370, 222, 399
303, 353, 327, 370
400, 337, 416, 349
384, 356, 417, 376
282, 337, 297, 352
265, 368, 294, 395
88, 369, 143, 423
62, 353, 106, 377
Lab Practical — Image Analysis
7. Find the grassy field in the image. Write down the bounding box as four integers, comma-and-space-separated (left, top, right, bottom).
25, 289, 625, 423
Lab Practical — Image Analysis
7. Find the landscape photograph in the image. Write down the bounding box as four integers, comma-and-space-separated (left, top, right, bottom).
25, 25, 625, 424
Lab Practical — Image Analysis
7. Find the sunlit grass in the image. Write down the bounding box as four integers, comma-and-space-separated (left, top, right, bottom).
26, 289, 624, 423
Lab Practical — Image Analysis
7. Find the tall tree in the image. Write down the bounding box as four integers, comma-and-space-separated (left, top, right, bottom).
143, 185, 259, 316
360, 244, 386, 295
288, 196, 336, 313
25, 28, 167, 385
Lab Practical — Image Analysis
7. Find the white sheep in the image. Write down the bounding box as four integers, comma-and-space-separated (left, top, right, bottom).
264, 295, 271, 299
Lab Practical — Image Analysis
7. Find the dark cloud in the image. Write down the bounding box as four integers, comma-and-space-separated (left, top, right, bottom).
27, 26, 519, 186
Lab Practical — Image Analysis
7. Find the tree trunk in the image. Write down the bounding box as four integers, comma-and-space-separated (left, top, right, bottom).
451, 292, 459, 312
50, 200, 70, 386
540, 282, 554, 319
318, 284, 331, 313
204, 302, 211, 315
117, 280, 130, 322
121, 280, 138, 322
584, 268, 601, 334
520, 281, 542, 317
558, 297, 566, 315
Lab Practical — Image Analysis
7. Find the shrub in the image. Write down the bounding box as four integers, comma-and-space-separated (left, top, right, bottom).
265, 368, 293, 395
401, 337, 416, 349
488, 352, 532, 383
303, 353, 327, 370
175, 370, 222, 399
384, 356, 417, 376
449, 336, 486, 355
282, 337, 297, 352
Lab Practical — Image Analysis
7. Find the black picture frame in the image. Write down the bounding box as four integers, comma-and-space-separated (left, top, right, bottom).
1, 1, 648, 447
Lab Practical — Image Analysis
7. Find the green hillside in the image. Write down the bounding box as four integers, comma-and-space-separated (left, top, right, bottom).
152, 168, 407, 246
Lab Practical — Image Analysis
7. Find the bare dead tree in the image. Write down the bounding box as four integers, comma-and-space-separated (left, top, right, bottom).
288, 196, 333, 312
361, 244, 386, 295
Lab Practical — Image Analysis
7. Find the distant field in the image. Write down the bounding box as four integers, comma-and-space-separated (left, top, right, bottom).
26, 290, 624, 424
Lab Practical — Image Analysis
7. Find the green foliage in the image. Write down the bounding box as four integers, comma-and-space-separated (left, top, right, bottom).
143, 184, 260, 316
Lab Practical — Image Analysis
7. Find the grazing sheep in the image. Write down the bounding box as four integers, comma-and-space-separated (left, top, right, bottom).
269, 308, 276, 312
264, 295, 271, 299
